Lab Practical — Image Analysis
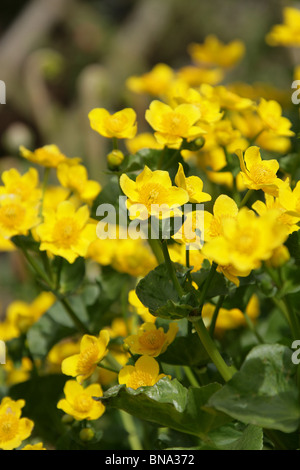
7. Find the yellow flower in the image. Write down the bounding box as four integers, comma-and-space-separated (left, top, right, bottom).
0, 168, 41, 204
20, 145, 81, 168
202, 208, 289, 276
202, 294, 260, 335
96, 348, 129, 386
252, 191, 300, 234
145, 100, 205, 148
126, 63, 175, 96
236, 146, 284, 196
175, 163, 211, 203
56, 163, 101, 204
6, 292, 56, 335
61, 330, 110, 383
188, 35, 245, 68
46, 339, 81, 373
88, 235, 157, 278
120, 165, 189, 220
0, 397, 34, 450
125, 132, 163, 154
204, 195, 239, 242
266, 7, 300, 46
36, 200, 97, 264
124, 322, 178, 357
88, 108, 137, 139
200, 84, 253, 111
57, 380, 105, 421
278, 180, 300, 218
22, 442, 46, 450
3, 358, 33, 386
128, 290, 156, 323
168, 243, 205, 272
118, 356, 170, 390
0, 195, 40, 239
176, 66, 224, 87
257, 98, 294, 137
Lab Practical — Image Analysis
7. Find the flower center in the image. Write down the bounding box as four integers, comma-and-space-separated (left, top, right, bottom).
74, 394, 93, 413
0, 203, 25, 229
161, 112, 190, 136
139, 330, 164, 350
234, 229, 257, 255
106, 115, 128, 133
250, 164, 275, 185
76, 344, 99, 375
53, 218, 80, 248
140, 183, 169, 211
127, 370, 155, 390
0, 413, 19, 443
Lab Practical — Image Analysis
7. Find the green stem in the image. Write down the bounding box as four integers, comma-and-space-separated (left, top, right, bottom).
185, 247, 193, 286
97, 363, 119, 374
59, 298, 90, 334
243, 311, 264, 344
183, 366, 199, 387
112, 137, 119, 150
157, 145, 167, 170
161, 240, 184, 297
197, 262, 218, 308
119, 410, 143, 450
209, 295, 225, 337
239, 189, 255, 209
194, 318, 236, 382
147, 237, 164, 265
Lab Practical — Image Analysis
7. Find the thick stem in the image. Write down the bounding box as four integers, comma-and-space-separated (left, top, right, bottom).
194, 318, 236, 382
161, 240, 184, 297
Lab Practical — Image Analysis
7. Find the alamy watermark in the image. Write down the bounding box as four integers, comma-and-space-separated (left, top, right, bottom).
95, 197, 204, 250
291, 80, 300, 105
0, 80, 6, 105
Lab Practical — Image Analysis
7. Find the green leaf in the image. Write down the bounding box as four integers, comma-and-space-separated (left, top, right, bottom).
54, 257, 86, 294
208, 344, 300, 433
159, 333, 209, 367
26, 301, 80, 358
192, 269, 229, 299
8, 374, 67, 444
285, 232, 300, 266
136, 264, 197, 320
96, 378, 230, 437
279, 153, 300, 175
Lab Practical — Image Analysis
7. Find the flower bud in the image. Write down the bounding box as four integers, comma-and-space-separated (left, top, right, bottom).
107, 150, 124, 168
79, 428, 95, 442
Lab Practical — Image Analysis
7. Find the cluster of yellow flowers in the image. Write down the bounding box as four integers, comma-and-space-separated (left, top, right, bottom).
0, 9, 299, 447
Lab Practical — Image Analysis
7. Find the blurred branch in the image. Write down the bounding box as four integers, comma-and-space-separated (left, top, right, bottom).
0, 0, 74, 111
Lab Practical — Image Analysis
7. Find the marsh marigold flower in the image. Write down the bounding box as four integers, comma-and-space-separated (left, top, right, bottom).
61, 330, 110, 383
278, 180, 300, 219
118, 356, 170, 390
145, 100, 206, 148
124, 322, 178, 357
22, 442, 46, 450
57, 380, 105, 421
0, 397, 34, 450
202, 207, 289, 276
256, 98, 294, 137
0, 168, 41, 204
236, 146, 284, 196
36, 200, 97, 264
188, 35, 245, 68
126, 63, 175, 96
266, 7, 300, 46
175, 162, 211, 203
120, 165, 189, 220
20, 144, 81, 168
56, 163, 101, 204
5, 291, 56, 335
0, 195, 40, 240
88, 108, 137, 139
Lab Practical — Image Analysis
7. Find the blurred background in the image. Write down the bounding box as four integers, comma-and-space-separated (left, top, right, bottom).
0, 0, 298, 308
